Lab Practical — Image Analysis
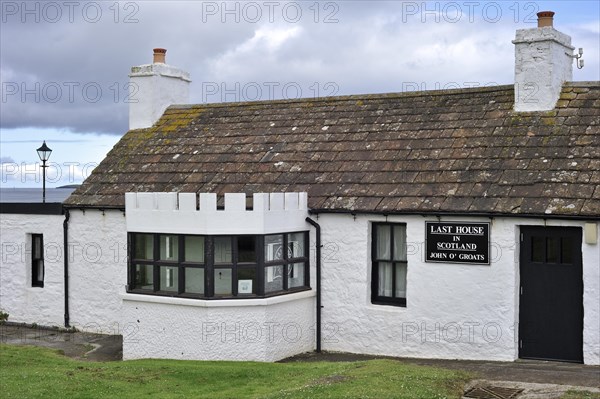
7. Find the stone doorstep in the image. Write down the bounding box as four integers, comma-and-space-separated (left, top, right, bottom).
463, 379, 600, 399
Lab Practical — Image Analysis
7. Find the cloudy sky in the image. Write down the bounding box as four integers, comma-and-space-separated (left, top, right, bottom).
1, 0, 598, 187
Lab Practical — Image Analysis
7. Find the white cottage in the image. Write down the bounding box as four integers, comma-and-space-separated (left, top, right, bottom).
1, 12, 599, 364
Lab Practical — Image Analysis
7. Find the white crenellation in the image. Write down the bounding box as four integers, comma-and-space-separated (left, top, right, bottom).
513, 26, 575, 112
125, 192, 308, 235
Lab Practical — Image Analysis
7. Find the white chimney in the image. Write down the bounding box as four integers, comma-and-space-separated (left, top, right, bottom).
513, 11, 575, 112
129, 48, 191, 130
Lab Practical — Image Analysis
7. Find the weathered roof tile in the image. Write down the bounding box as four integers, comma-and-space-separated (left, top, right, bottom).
65, 83, 600, 217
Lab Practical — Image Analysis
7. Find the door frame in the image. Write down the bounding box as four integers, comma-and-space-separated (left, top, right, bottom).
518, 225, 584, 363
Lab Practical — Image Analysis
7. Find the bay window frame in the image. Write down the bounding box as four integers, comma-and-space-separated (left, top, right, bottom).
128, 231, 309, 299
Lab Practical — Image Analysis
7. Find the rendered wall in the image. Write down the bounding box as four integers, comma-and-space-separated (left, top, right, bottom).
129, 63, 191, 130
122, 193, 317, 361
121, 291, 316, 362
66, 209, 128, 333
0, 213, 65, 326
317, 214, 599, 365
513, 26, 574, 111
126, 192, 308, 235
582, 222, 600, 365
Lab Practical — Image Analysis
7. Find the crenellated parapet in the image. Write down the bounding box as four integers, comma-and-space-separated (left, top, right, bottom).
125, 192, 308, 235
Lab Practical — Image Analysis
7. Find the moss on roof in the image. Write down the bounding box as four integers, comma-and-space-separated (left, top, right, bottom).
65, 83, 600, 217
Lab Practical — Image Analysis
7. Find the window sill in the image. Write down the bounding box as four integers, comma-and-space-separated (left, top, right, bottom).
122, 288, 315, 308
371, 299, 406, 308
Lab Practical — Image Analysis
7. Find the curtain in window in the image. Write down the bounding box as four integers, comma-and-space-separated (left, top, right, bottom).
378, 261, 393, 296
395, 263, 407, 297
377, 225, 391, 259
393, 225, 407, 261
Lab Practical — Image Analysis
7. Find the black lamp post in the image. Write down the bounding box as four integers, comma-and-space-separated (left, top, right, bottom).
36, 141, 52, 203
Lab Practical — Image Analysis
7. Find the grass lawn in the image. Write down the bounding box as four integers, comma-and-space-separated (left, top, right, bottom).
0, 344, 471, 399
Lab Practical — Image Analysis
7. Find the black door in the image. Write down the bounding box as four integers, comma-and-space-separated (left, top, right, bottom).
519, 226, 583, 363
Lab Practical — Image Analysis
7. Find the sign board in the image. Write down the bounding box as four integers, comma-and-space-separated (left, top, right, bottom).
425, 222, 490, 265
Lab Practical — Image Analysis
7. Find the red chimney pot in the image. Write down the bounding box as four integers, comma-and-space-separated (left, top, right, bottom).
537, 11, 555, 28
153, 48, 167, 64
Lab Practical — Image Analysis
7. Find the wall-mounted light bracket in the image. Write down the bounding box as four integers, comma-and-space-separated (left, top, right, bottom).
567, 47, 584, 69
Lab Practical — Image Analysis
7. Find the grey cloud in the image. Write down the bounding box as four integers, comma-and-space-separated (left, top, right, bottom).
1, 1, 598, 136
0, 156, 16, 164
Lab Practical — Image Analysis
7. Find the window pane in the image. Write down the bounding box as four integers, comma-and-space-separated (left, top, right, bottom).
37, 260, 44, 281
214, 237, 232, 264
561, 237, 573, 264
159, 266, 179, 292
33, 235, 42, 259
395, 263, 407, 298
378, 262, 392, 297
288, 232, 305, 258
214, 268, 232, 295
288, 262, 305, 288
238, 236, 256, 263
185, 236, 204, 263
265, 234, 284, 261
546, 237, 560, 263
237, 268, 256, 295
135, 234, 154, 260
134, 264, 154, 290
160, 235, 179, 261
185, 268, 204, 294
393, 225, 407, 261
265, 265, 284, 293
32, 260, 44, 285
531, 236, 544, 262
376, 225, 391, 259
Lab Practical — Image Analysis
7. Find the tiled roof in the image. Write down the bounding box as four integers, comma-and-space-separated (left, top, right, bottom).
65, 82, 600, 217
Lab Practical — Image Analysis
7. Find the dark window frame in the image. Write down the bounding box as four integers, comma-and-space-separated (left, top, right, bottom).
128, 231, 310, 300
371, 223, 407, 307
263, 232, 310, 294
31, 234, 44, 288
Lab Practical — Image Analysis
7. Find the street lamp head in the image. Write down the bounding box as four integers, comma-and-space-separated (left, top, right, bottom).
37, 141, 52, 162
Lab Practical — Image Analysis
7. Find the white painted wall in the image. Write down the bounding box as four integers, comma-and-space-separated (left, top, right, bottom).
66, 209, 128, 334
0, 213, 65, 326
129, 63, 190, 130
316, 214, 599, 365
582, 222, 600, 365
121, 291, 316, 362
513, 26, 574, 112
4, 207, 597, 365
126, 192, 308, 235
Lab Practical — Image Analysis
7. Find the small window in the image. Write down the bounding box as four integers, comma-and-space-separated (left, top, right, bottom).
134, 264, 154, 290
214, 268, 232, 295
237, 236, 257, 263
134, 234, 154, 260
185, 236, 204, 263
372, 223, 407, 306
530, 234, 575, 265
214, 237, 232, 264
265, 234, 284, 262
32, 234, 44, 288
185, 267, 204, 294
159, 235, 179, 261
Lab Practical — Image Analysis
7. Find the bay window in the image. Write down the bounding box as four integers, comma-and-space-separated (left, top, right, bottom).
128, 231, 309, 299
